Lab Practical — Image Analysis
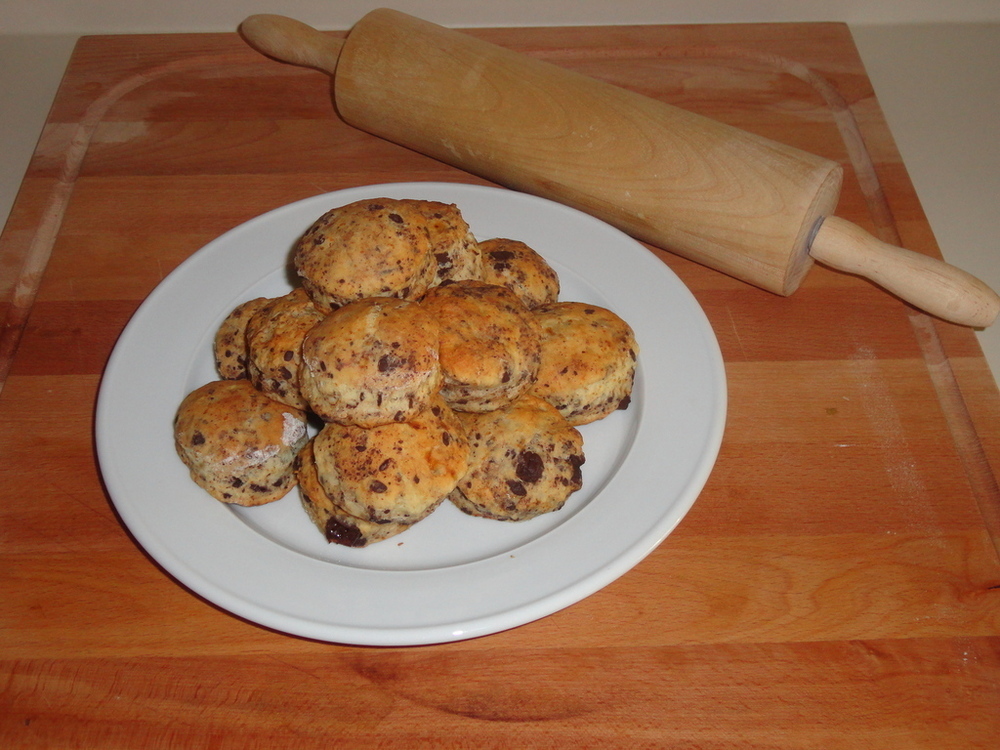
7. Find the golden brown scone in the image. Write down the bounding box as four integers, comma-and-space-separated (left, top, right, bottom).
299, 297, 441, 428
412, 200, 483, 285
293, 198, 438, 312
449, 395, 585, 521
311, 397, 469, 525
174, 379, 308, 506
295, 440, 413, 547
244, 288, 326, 411
213, 296, 273, 380
419, 280, 542, 412
531, 301, 639, 426
477, 238, 559, 309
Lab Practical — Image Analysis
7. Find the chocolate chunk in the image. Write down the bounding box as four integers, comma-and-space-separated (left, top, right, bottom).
506, 480, 527, 496
568, 454, 585, 485
378, 353, 403, 372
515, 451, 544, 483
325, 517, 365, 547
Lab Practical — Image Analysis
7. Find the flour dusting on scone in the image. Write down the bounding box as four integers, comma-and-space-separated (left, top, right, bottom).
174, 379, 308, 506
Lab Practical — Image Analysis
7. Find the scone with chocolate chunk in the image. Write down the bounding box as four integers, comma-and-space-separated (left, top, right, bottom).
311, 397, 469, 526
174, 379, 308, 506
531, 301, 638, 426
413, 200, 483, 285
299, 297, 441, 428
213, 296, 273, 380
477, 238, 559, 309
293, 198, 438, 312
244, 288, 325, 411
449, 395, 584, 521
419, 280, 542, 412
296, 440, 412, 547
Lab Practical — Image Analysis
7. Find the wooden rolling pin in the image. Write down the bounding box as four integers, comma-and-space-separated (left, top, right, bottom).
239, 9, 1000, 328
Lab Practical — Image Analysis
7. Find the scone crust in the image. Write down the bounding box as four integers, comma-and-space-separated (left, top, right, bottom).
299, 297, 441, 428
532, 301, 639, 425
412, 200, 483, 285
311, 397, 470, 525
477, 238, 559, 310
294, 198, 438, 311
296, 440, 416, 547
174, 379, 308, 506
213, 296, 273, 380
449, 395, 585, 521
244, 288, 325, 411
419, 280, 542, 412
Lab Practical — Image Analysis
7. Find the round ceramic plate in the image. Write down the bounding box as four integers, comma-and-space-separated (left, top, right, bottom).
96, 182, 726, 645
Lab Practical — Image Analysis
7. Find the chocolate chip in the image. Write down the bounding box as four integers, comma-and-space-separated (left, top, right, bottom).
515, 451, 544, 483
378, 354, 403, 372
378, 458, 392, 472
370, 480, 388, 493
388, 213, 403, 224
230, 477, 244, 488
506, 480, 527, 496
325, 517, 365, 547
283, 350, 294, 361
618, 395, 632, 410
191, 432, 205, 446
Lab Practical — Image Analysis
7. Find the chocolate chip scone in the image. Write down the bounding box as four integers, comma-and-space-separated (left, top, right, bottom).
293, 198, 438, 312
449, 395, 585, 521
174, 379, 308, 506
531, 301, 639, 426
299, 297, 441, 428
311, 397, 470, 525
213, 296, 273, 380
295, 439, 412, 547
477, 238, 560, 310
412, 200, 483, 285
419, 280, 542, 412
244, 288, 326, 411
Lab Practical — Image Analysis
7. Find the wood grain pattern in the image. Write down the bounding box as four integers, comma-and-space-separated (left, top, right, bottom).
1, 21, 998, 748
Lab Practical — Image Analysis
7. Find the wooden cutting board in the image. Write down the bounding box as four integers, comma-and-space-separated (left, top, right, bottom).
1, 21, 998, 748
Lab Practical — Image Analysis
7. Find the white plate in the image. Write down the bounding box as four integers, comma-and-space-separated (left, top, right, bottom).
96, 182, 726, 645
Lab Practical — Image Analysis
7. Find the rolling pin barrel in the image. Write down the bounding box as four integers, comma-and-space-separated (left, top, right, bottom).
239, 10, 1000, 328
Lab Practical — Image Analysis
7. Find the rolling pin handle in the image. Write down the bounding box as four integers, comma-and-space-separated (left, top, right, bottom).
809, 215, 1000, 328
239, 14, 343, 75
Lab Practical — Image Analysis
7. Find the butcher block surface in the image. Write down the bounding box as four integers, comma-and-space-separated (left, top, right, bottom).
1, 21, 999, 748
